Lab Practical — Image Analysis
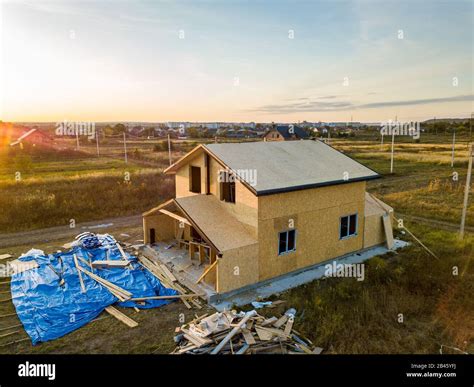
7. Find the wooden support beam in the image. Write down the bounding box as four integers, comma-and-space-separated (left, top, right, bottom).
73, 254, 86, 293
159, 264, 177, 282
198, 244, 206, 264
189, 242, 196, 260
159, 209, 191, 226
130, 293, 201, 302
116, 243, 129, 261
91, 260, 131, 268
211, 310, 257, 354
382, 214, 394, 249
210, 249, 217, 264
195, 260, 218, 284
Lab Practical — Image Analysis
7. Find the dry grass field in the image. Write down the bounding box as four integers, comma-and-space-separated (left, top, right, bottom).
0, 131, 472, 354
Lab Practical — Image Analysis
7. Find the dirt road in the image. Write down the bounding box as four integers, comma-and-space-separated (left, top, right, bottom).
397, 213, 474, 234
0, 214, 142, 249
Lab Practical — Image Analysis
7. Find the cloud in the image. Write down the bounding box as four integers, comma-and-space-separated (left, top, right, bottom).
252, 95, 474, 114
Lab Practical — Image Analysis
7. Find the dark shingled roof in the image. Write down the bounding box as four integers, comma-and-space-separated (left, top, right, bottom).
274, 125, 309, 139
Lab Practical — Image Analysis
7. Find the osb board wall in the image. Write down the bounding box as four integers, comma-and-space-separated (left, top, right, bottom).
175, 150, 207, 198
217, 243, 259, 293
143, 214, 176, 243
257, 182, 366, 281
363, 214, 386, 248
174, 151, 258, 236
206, 155, 258, 236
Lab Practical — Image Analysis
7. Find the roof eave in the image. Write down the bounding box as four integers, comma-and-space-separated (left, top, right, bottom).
255, 174, 381, 196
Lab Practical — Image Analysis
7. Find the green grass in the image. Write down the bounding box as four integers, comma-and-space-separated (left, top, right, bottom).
263, 226, 473, 354
0, 170, 174, 232
337, 145, 473, 227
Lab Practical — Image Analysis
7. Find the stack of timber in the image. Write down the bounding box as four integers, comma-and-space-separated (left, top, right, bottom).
172, 309, 322, 355
136, 248, 202, 310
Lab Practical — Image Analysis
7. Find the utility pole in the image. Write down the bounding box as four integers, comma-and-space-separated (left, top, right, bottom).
95, 128, 100, 157
123, 131, 128, 164
451, 128, 456, 167
390, 116, 397, 174
470, 112, 473, 142
459, 143, 473, 239
75, 128, 80, 150
167, 134, 172, 165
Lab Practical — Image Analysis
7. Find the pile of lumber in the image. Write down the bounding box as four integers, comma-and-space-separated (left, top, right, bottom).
172, 308, 321, 355
136, 253, 202, 310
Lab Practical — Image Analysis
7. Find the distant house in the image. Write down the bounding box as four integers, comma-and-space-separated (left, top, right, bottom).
263, 125, 310, 141
129, 126, 145, 136
9, 128, 53, 147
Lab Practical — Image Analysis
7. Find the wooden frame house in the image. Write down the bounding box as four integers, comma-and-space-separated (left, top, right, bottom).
143, 140, 393, 295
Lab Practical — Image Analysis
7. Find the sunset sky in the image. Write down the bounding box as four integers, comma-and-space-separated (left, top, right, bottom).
0, 0, 472, 123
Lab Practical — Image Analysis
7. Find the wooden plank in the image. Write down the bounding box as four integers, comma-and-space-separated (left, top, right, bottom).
78, 267, 132, 300
176, 227, 184, 241
130, 293, 201, 302
283, 316, 294, 337
189, 243, 196, 260
91, 260, 130, 268
159, 209, 191, 226
0, 330, 21, 339
383, 213, 394, 249
256, 325, 288, 339
273, 315, 289, 328
0, 254, 13, 260
198, 244, 206, 265
116, 243, 129, 261
210, 249, 217, 264
211, 310, 257, 354
195, 260, 218, 284
73, 254, 86, 293
105, 306, 138, 328
260, 316, 278, 327
159, 264, 177, 282
255, 326, 273, 341
241, 329, 256, 345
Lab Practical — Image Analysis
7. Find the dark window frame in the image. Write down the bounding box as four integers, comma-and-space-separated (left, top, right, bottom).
339, 213, 358, 239
189, 166, 201, 193
278, 229, 297, 255
219, 171, 236, 203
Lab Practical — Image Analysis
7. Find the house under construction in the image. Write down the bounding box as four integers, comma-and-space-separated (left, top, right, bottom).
143, 140, 394, 296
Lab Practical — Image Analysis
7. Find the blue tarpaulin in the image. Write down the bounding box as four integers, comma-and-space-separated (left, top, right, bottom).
11, 234, 178, 345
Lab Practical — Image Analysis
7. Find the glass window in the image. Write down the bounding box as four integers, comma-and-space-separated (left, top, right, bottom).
288, 229, 296, 251
340, 214, 357, 239
278, 230, 296, 255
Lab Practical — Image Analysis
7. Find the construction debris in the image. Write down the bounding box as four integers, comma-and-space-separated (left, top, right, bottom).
9, 233, 182, 345
138, 246, 202, 310
172, 308, 321, 355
